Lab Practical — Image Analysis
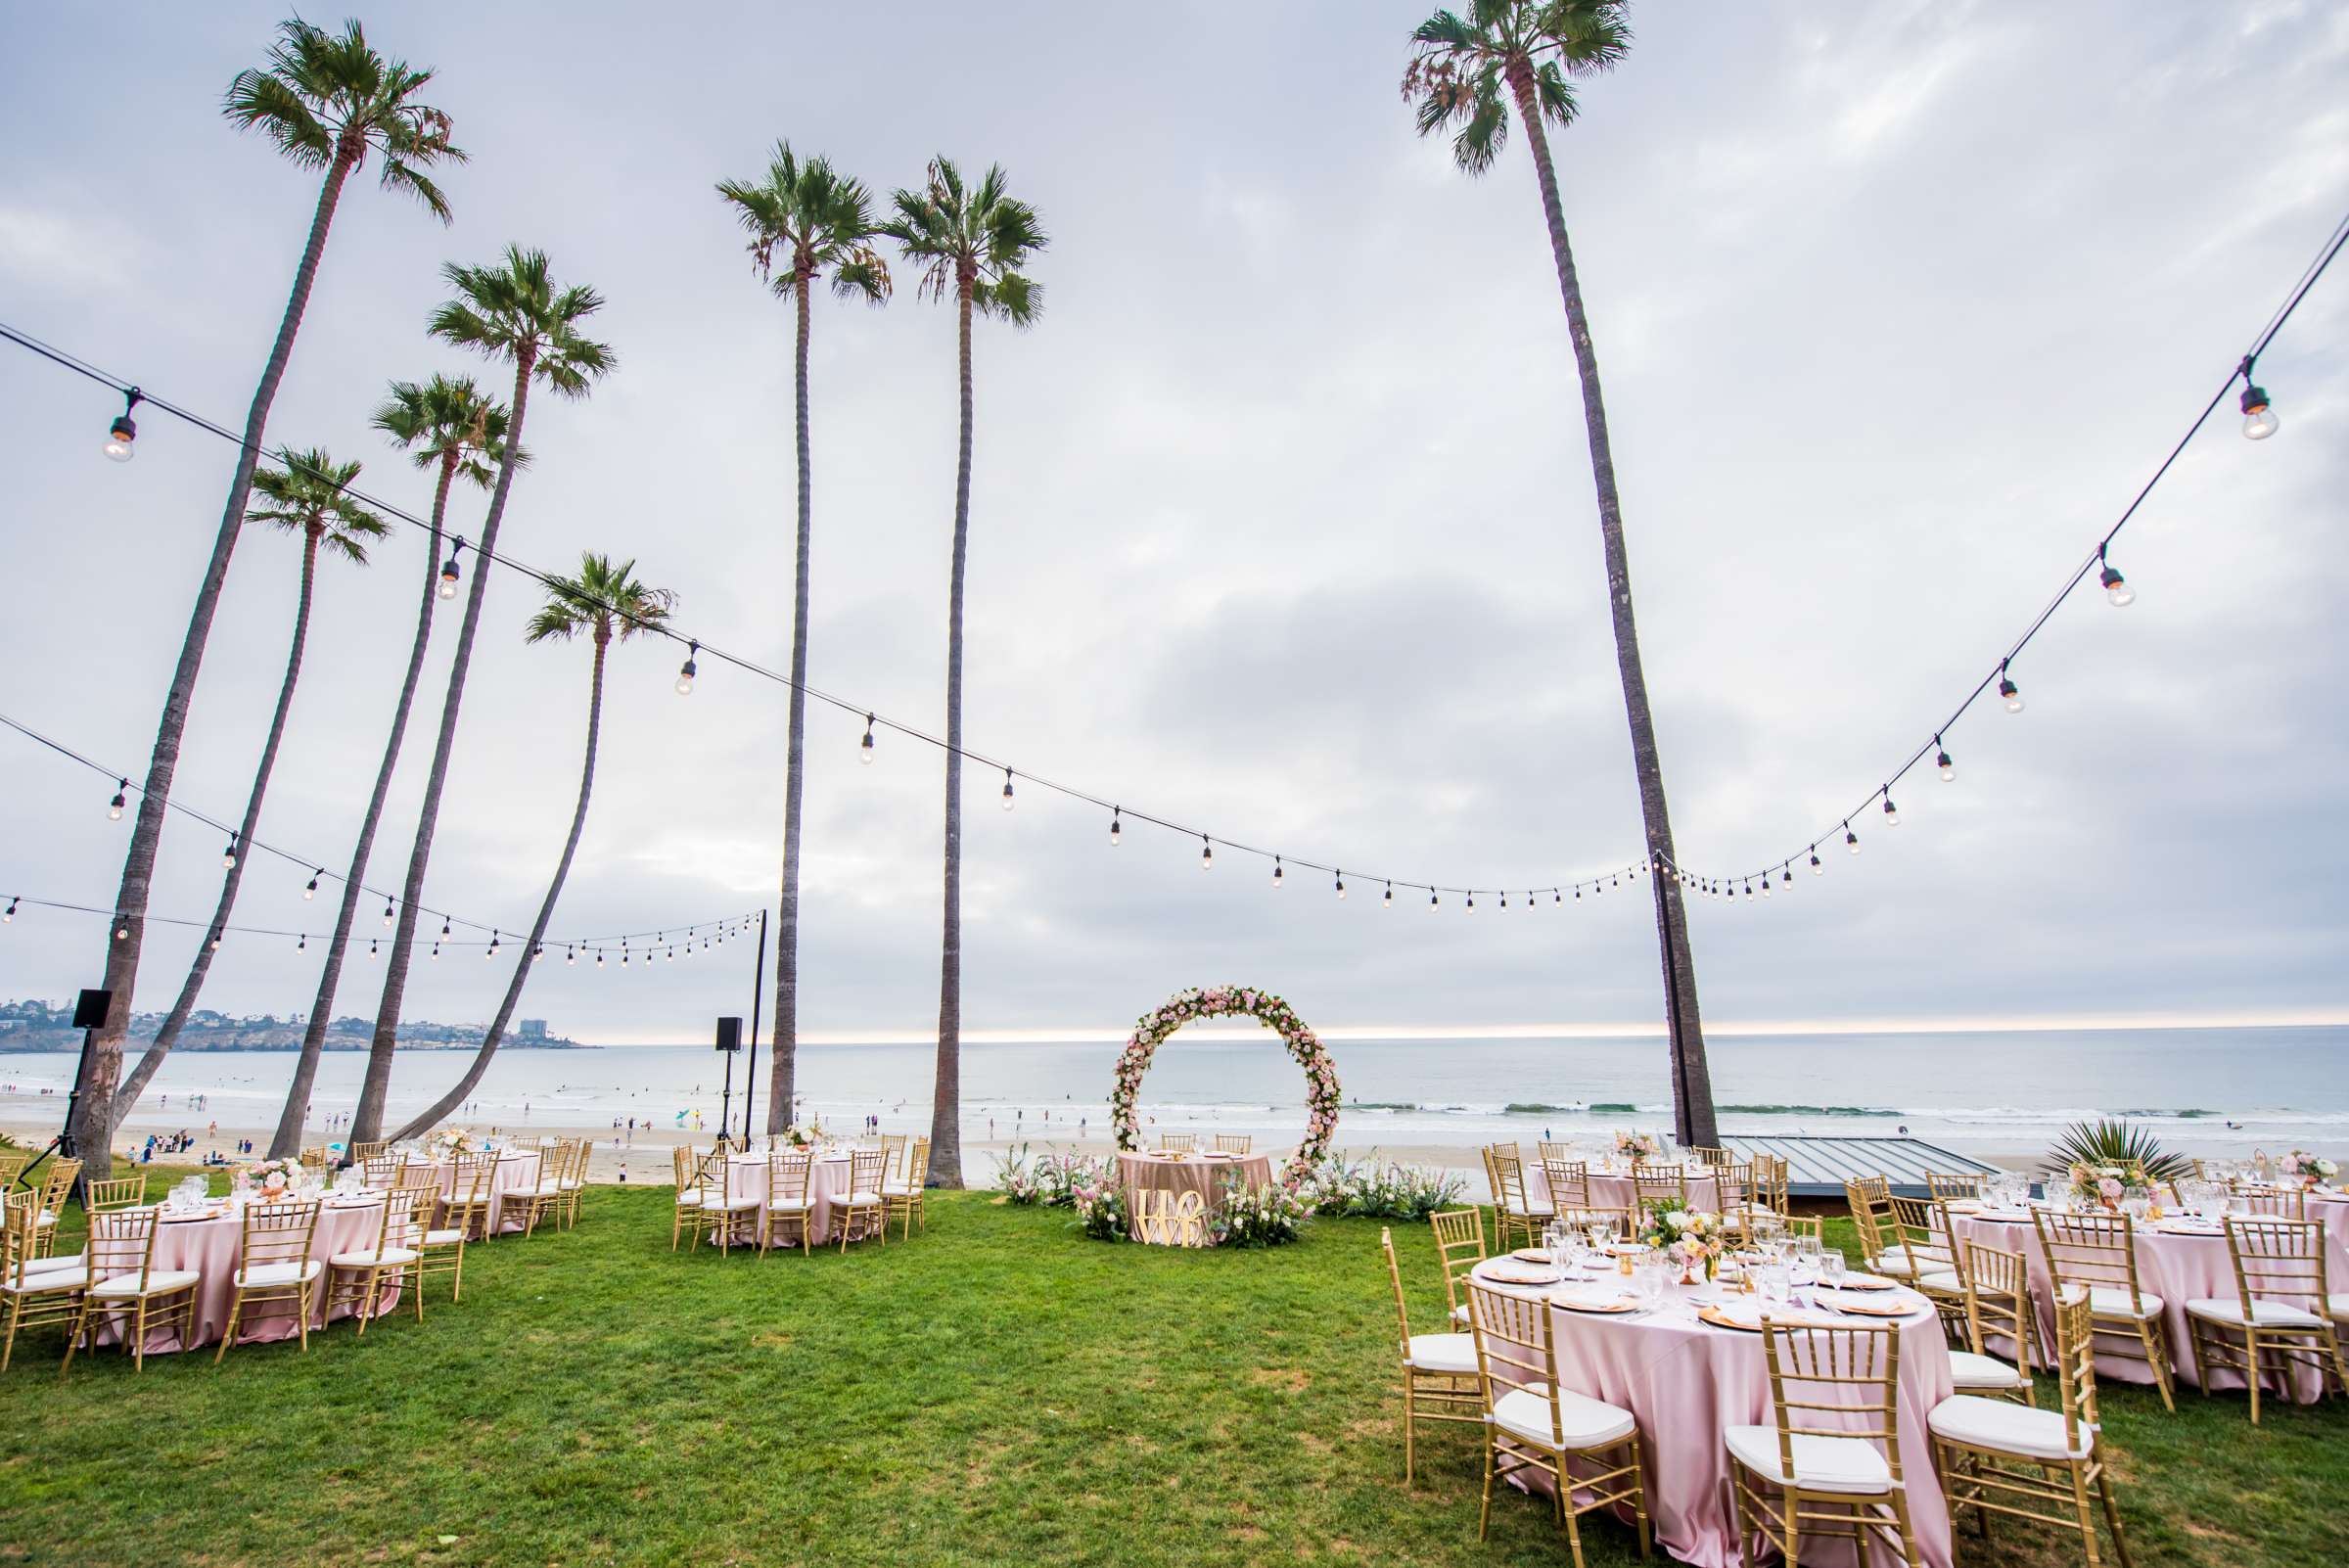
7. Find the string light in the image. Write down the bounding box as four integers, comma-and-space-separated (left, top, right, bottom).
109, 779, 127, 820
368, 938, 378, 957
297, 933, 305, 952
859, 715, 875, 764
675, 640, 699, 696
304, 868, 320, 898
441, 918, 452, 940
1335, 870, 1346, 899
383, 898, 395, 927
1810, 846, 1823, 875
1109, 808, 1121, 847
1200, 835, 1213, 871
1000, 767, 1015, 811
1427, 890, 1439, 911
597, 949, 605, 967
1882, 790, 1900, 827
1998, 661, 2024, 714
1464, 892, 1475, 914
431, 940, 441, 959
438, 537, 463, 600
116, 918, 128, 939
2240, 359, 2278, 439
1845, 821, 1861, 854
488, 931, 500, 958
2097, 545, 2134, 608
1936, 740, 1955, 782
2, 898, 13, 922
1499, 892, 1507, 909
1271, 855, 1283, 890
567, 945, 576, 965
220, 835, 238, 869
103, 388, 140, 461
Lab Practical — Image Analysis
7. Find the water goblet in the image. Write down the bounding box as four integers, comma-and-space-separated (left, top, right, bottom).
1820, 1252, 1847, 1290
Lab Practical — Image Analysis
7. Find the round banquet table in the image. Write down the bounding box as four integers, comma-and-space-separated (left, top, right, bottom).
1952, 1196, 2349, 1404
1467, 1256, 1956, 1568
418, 1149, 543, 1235
1528, 1164, 1722, 1216
100, 1197, 395, 1354
719, 1151, 858, 1247
1117, 1150, 1274, 1246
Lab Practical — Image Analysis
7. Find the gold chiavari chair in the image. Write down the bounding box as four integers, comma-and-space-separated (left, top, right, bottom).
1782, 1213, 1824, 1247
1, 1193, 85, 1372
2237, 1187, 2306, 1221
1542, 1158, 1591, 1213
1890, 1195, 1969, 1340
1379, 1225, 1481, 1480
1213, 1133, 1253, 1155
2186, 1216, 2346, 1424
1843, 1176, 1914, 1280
419, 1161, 489, 1303
28, 1159, 80, 1260
0, 1151, 28, 1189
838, 1148, 889, 1251
299, 1144, 332, 1174
1158, 1132, 1198, 1151
1928, 1289, 2131, 1564
1684, 1145, 1731, 1167
669, 1143, 705, 1251
1712, 1163, 1757, 1241
555, 1137, 591, 1229
1485, 1144, 1553, 1253
1466, 1280, 1650, 1561
360, 1154, 400, 1190
693, 1149, 760, 1254
325, 1188, 430, 1332
1951, 1241, 2038, 1406
1751, 1155, 1791, 1219
349, 1139, 389, 1163
878, 1132, 908, 1178
1727, 1320, 1920, 1567
1535, 1140, 1577, 1164
884, 1137, 930, 1242
1927, 1172, 1990, 1205
63, 1208, 197, 1373
83, 1176, 148, 1213
1632, 1164, 1688, 1213
213, 1199, 324, 1362
760, 1150, 816, 1258
515, 1141, 571, 1238
2032, 1210, 2176, 1411
1429, 1208, 1487, 1328
1555, 1206, 1638, 1244
446, 1153, 502, 1242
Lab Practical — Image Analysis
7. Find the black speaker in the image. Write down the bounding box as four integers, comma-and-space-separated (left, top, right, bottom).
714, 1016, 743, 1052
72, 989, 113, 1029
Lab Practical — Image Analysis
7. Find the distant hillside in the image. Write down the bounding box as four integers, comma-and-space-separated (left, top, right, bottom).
0, 998, 585, 1053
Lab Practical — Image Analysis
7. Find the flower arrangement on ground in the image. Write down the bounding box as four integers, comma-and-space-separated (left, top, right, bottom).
1071, 1177, 1129, 1241
995, 1144, 1112, 1209
1111, 986, 1340, 1187
2286, 1151, 2339, 1186
1639, 1197, 1726, 1281
1213, 1179, 1310, 1248
1295, 1153, 1466, 1221
1614, 1130, 1660, 1163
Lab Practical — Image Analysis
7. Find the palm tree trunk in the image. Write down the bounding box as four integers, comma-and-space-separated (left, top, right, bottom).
1505, 64, 1717, 1148
110, 526, 323, 1133
350, 350, 538, 1143
69, 146, 358, 1177
266, 454, 452, 1157
927, 275, 976, 1190
389, 632, 607, 1141
768, 267, 814, 1135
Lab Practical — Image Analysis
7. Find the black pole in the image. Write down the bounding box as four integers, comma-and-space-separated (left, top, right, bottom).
717, 1042, 735, 1152
743, 908, 769, 1143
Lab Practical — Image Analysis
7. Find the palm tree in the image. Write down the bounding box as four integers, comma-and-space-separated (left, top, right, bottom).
348, 249, 614, 1145
1403, 2, 1716, 1147
108, 450, 388, 1130
716, 143, 891, 1137
883, 159, 1045, 1189
265, 378, 514, 1158
389, 556, 674, 1140
70, 17, 460, 1176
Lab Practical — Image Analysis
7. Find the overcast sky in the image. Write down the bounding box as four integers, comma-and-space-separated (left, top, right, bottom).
1, 2, 2343, 1045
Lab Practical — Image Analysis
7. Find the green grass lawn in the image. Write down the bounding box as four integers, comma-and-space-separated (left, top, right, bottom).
2, 1172, 2343, 1566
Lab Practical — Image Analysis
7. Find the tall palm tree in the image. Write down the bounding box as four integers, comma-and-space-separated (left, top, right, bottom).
348, 248, 615, 1145
265, 378, 514, 1158
1404, 2, 1716, 1147
109, 450, 388, 1130
390, 555, 674, 1140
883, 159, 1045, 1189
71, 17, 460, 1176
716, 143, 891, 1137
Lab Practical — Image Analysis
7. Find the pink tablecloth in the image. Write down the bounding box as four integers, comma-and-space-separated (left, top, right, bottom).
101, 1199, 395, 1354
1471, 1258, 1955, 1568
1528, 1166, 1722, 1216
422, 1150, 542, 1235
1118, 1151, 1274, 1246
720, 1153, 855, 1246
1953, 1205, 2344, 1403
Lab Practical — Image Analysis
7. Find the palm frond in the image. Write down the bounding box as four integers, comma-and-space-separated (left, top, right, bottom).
2045, 1120, 2192, 1182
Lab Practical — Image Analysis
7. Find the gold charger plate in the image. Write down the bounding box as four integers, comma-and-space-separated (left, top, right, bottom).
1828, 1294, 1917, 1317
1553, 1293, 1641, 1314
1834, 1272, 1898, 1291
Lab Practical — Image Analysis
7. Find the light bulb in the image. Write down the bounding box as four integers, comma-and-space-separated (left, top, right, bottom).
384, 900, 395, 927
304, 871, 319, 898
368, 939, 378, 957
859, 723, 875, 763
1000, 768, 1015, 810
1109, 811, 1121, 847
1428, 891, 1439, 910
675, 664, 697, 696
1271, 858, 1284, 890
2241, 383, 2277, 440
2099, 564, 2134, 607
1465, 893, 1476, 914
1554, 890, 1561, 905
1937, 750, 1955, 782
2000, 674, 2024, 714
1882, 796, 1900, 827
438, 563, 459, 599
1762, 878, 1772, 899
104, 392, 140, 462
567, 946, 576, 965
109, 779, 127, 819
1200, 837, 1213, 870
116, 921, 129, 940
2, 899, 14, 922
297, 934, 306, 952
1846, 825, 1862, 854
1781, 867, 1792, 885
431, 944, 440, 960
1334, 873, 1346, 899
1499, 893, 1507, 909
1810, 851, 1823, 875
221, 839, 238, 869
597, 951, 605, 967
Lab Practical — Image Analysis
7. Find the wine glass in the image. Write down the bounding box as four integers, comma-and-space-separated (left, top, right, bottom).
1820, 1251, 1847, 1290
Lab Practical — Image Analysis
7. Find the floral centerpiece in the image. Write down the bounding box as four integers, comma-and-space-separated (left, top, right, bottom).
1110, 985, 1340, 1188
2286, 1151, 2339, 1187
1212, 1179, 1310, 1248
780, 1120, 828, 1149
428, 1128, 482, 1158
1639, 1197, 1726, 1282
240, 1156, 306, 1201
2065, 1159, 2155, 1210
1613, 1130, 1660, 1164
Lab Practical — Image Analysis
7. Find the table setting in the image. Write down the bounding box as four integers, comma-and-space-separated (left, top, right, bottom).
1117, 1148, 1275, 1245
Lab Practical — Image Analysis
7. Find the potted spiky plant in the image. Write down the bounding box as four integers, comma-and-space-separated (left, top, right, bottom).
2047, 1120, 2191, 1210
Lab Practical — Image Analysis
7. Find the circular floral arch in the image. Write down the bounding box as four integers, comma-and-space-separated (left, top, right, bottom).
1111, 986, 1340, 1187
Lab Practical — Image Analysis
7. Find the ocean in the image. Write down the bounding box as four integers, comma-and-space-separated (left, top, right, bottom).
4, 1024, 2343, 1171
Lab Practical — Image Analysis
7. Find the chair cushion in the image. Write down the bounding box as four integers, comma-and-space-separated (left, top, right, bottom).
558, 1178, 581, 1191
1405, 1332, 1478, 1375
2082, 1285, 2163, 1319
1492, 1383, 1637, 1451
529, 1183, 566, 1199
24, 1251, 85, 1273
1501, 1199, 1555, 1218
2185, 1297, 2323, 1329
91, 1268, 202, 1298
2, 1267, 85, 1293
1874, 1245, 1915, 1275
1913, 1270, 1966, 1295
882, 1181, 919, 1196
330, 1248, 420, 1268
1928, 1393, 2093, 1459
845, 1191, 883, 1206
1948, 1350, 2029, 1390
232, 1260, 323, 1289
707, 1195, 760, 1213
765, 1197, 812, 1213
1725, 1425, 1894, 1495
1451, 1303, 1470, 1325
424, 1228, 467, 1245
674, 1190, 706, 1207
